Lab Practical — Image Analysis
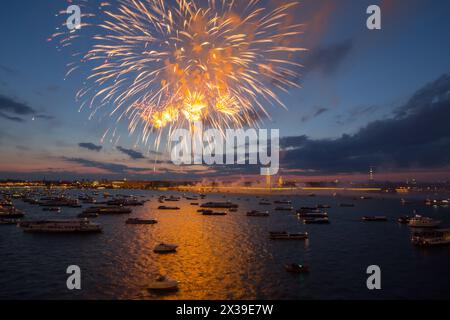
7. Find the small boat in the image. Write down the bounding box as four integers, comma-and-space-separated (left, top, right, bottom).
362, 216, 388, 222
158, 206, 180, 210
154, 243, 178, 253
285, 264, 309, 273
200, 202, 238, 209
297, 207, 320, 214
274, 200, 292, 205
147, 276, 179, 292
247, 210, 269, 217
202, 211, 227, 216
269, 232, 308, 240
190, 202, 199, 206
126, 218, 157, 225
259, 201, 271, 205
229, 208, 238, 212
165, 196, 181, 202
274, 206, 294, 211
317, 204, 331, 209
303, 217, 330, 224
297, 211, 328, 218
43, 207, 61, 212
408, 215, 441, 228
77, 212, 99, 218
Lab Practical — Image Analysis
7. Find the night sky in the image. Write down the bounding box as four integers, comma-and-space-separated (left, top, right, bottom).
1, 0, 450, 182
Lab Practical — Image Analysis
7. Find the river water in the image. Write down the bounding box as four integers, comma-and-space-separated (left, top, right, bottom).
1, 190, 449, 300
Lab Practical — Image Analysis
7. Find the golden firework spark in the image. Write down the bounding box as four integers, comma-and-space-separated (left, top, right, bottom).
52, 0, 306, 147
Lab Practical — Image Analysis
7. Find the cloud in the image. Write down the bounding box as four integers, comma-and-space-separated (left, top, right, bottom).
0, 94, 35, 116
301, 106, 329, 123
116, 146, 145, 160
78, 142, 103, 152
304, 39, 353, 75
0, 65, 17, 75
63, 157, 148, 174
0, 111, 25, 122
281, 73, 450, 173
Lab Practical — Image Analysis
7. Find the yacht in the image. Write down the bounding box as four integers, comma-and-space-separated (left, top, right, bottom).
274, 206, 294, 211
411, 229, 450, 246
297, 211, 328, 218
362, 216, 388, 222
86, 206, 132, 214
274, 200, 292, 205
269, 232, 309, 240
19, 219, 102, 233
247, 210, 269, 217
408, 215, 441, 228
43, 207, 61, 212
202, 211, 227, 216
126, 218, 157, 225
147, 276, 179, 291
154, 243, 178, 253
158, 206, 180, 210
303, 217, 330, 224
200, 202, 238, 209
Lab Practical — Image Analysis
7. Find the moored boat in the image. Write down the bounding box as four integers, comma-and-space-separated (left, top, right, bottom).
147, 276, 179, 291
154, 243, 178, 253
19, 219, 102, 233
274, 206, 294, 211
200, 202, 238, 209
303, 217, 330, 224
126, 218, 157, 225
247, 210, 269, 217
362, 216, 388, 222
411, 229, 450, 246
158, 206, 180, 210
269, 231, 308, 240
408, 215, 441, 228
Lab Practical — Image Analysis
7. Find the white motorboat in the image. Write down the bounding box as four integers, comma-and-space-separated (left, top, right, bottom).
408, 215, 441, 228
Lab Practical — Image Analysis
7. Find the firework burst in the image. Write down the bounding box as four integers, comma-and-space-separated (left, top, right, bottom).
52, 0, 306, 147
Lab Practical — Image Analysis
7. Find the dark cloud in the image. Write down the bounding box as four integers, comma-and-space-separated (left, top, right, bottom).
117, 146, 145, 159
301, 106, 329, 123
281, 73, 450, 173
304, 40, 353, 75
0, 95, 55, 123
63, 157, 148, 174
0, 94, 35, 116
0, 111, 25, 122
34, 114, 55, 121
0, 65, 17, 75
78, 142, 103, 152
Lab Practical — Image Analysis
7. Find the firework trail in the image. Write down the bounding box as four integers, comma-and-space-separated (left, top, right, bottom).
51, 0, 306, 148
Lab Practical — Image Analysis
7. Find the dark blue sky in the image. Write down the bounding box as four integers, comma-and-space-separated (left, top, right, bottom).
1, 0, 450, 181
